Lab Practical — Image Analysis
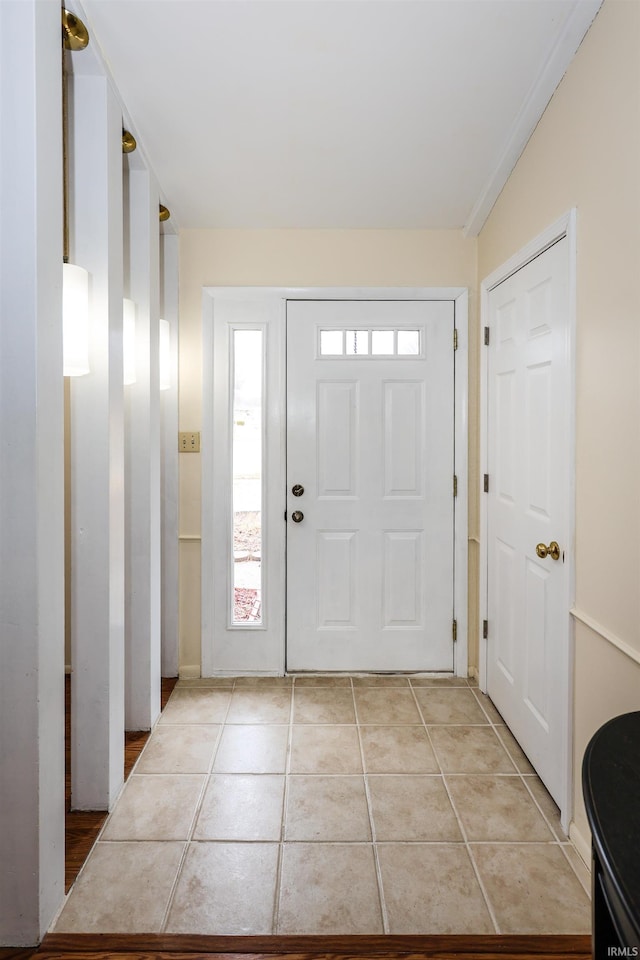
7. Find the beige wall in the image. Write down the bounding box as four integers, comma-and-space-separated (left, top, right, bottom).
477, 0, 640, 848
178, 229, 478, 672
177, 0, 640, 848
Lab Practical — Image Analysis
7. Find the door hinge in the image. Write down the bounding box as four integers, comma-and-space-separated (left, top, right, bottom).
452, 619, 457, 643
453, 328, 458, 351
483, 619, 488, 640
483, 473, 489, 493
484, 326, 490, 346
453, 474, 458, 498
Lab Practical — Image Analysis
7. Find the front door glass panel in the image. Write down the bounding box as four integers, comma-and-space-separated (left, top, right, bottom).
232, 329, 263, 624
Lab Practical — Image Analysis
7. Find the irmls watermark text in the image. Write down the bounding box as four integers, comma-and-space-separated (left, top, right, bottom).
607, 948, 639, 957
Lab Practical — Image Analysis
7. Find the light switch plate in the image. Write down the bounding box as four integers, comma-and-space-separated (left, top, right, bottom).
179, 431, 200, 453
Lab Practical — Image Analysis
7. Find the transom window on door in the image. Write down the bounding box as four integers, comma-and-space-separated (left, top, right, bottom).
318, 328, 421, 357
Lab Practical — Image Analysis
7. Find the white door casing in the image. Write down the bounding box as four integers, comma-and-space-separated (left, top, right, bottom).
480, 215, 575, 826
201, 287, 468, 678
201, 296, 287, 676
286, 299, 455, 672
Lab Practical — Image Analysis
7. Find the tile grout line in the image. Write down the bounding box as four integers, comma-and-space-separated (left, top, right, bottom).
556, 842, 592, 897
159, 682, 236, 933
59, 678, 591, 936
59, 681, 193, 909
465, 687, 591, 906
463, 685, 543, 934
467, 687, 563, 845
408, 681, 503, 935
55, 681, 182, 925
518, 763, 593, 892
469, 685, 585, 874
272, 679, 296, 934
352, 678, 390, 935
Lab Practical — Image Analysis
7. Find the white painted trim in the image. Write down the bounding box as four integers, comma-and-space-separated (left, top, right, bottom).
453, 291, 468, 678
569, 820, 592, 870
479, 280, 489, 693
571, 607, 640, 668
204, 286, 466, 302
201, 292, 215, 677
160, 234, 179, 679
69, 71, 125, 811
479, 210, 577, 833
125, 166, 162, 732
202, 286, 468, 677
481, 210, 577, 293
464, 1, 602, 237
71, 1, 177, 235
201, 294, 287, 676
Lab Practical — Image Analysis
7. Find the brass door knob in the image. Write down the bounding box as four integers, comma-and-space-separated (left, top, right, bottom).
536, 541, 561, 561
291, 511, 304, 523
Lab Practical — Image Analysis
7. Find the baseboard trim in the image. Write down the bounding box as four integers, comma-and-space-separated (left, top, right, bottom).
569, 820, 592, 870
179, 664, 201, 679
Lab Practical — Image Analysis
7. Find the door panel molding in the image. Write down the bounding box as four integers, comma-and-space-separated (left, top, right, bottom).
479, 211, 576, 832
202, 286, 468, 677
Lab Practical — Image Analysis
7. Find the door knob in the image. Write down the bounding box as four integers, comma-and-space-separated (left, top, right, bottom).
291, 511, 304, 523
536, 541, 561, 561
292, 484, 304, 497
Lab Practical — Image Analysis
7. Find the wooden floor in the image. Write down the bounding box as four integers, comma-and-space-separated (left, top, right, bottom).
0, 932, 593, 959
65, 677, 178, 891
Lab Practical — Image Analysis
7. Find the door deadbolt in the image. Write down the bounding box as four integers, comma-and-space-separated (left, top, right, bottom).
291, 511, 304, 523
292, 484, 304, 497
536, 541, 561, 561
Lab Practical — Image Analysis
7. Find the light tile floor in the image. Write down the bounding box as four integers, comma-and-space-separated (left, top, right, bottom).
54, 676, 591, 936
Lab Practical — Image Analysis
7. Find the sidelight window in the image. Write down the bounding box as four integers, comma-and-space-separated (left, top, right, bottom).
231, 329, 263, 624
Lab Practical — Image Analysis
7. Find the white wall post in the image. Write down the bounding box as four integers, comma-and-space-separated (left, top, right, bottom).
161, 234, 180, 677
125, 169, 162, 729
0, 1, 65, 943
69, 73, 126, 809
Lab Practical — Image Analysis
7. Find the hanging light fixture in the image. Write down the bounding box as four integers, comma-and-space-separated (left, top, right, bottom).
159, 319, 171, 391
123, 299, 137, 385
62, 8, 90, 377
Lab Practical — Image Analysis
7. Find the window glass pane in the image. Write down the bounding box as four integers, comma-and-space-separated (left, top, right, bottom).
232, 330, 262, 624
397, 330, 420, 355
371, 329, 395, 354
320, 330, 343, 355
345, 330, 369, 355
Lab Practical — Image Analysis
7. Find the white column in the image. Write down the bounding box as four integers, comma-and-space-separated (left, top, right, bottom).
0, 1, 65, 944
69, 74, 125, 809
125, 169, 161, 729
161, 234, 180, 677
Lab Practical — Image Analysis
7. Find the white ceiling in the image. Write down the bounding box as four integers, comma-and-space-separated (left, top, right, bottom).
78, 0, 601, 234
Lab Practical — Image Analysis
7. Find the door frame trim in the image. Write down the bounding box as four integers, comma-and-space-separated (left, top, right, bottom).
479, 211, 577, 831
202, 286, 468, 678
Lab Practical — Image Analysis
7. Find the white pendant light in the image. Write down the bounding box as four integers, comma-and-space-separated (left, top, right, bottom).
63, 262, 90, 377
123, 298, 137, 385
159, 318, 171, 391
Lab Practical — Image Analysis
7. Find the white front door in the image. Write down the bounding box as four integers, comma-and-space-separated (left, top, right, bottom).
486, 237, 570, 805
286, 299, 455, 672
